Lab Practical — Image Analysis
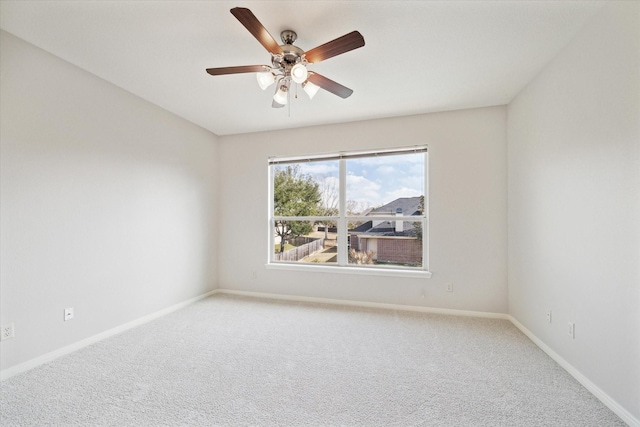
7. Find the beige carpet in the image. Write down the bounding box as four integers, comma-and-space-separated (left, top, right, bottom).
0, 294, 625, 426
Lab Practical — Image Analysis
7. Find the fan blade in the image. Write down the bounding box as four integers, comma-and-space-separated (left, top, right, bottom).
304, 31, 365, 63
307, 73, 354, 98
206, 65, 269, 76
230, 7, 283, 55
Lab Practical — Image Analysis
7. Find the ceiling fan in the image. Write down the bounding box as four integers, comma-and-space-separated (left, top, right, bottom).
206, 7, 365, 108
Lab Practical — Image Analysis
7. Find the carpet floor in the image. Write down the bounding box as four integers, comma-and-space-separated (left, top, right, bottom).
0, 294, 626, 426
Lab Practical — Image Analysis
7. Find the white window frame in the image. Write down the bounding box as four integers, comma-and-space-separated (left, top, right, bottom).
267, 146, 431, 278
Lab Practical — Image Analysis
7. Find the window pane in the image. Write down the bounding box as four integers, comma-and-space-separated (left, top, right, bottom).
346, 152, 424, 215
270, 148, 427, 271
349, 221, 423, 268
272, 160, 339, 218
273, 221, 338, 264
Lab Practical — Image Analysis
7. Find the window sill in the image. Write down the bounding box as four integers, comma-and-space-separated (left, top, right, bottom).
265, 263, 432, 279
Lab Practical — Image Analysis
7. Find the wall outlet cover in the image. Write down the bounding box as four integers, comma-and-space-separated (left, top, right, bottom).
1, 323, 15, 341
567, 322, 575, 339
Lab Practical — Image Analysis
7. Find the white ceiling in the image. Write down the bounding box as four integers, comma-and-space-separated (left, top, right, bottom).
0, 1, 604, 136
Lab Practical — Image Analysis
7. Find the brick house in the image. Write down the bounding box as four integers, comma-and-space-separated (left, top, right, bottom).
349, 197, 422, 265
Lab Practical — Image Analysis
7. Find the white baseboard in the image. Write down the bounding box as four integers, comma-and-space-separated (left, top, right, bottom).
0, 289, 217, 381
214, 288, 509, 320
508, 315, 639, 427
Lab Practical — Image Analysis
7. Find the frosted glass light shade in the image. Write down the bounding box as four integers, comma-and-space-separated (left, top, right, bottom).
290, 63, 308, 84
273, 85, 289, 105
256, 71, 275, 90
303, 81, 320, 99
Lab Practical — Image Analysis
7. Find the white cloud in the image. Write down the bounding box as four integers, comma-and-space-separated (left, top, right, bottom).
384, 187, 422, 202
346, 174, 382, 206
398, 175, 424, 192
376, 165, 395, 175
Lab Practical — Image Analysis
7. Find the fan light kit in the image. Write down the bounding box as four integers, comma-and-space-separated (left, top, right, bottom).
206, 7, 365, 108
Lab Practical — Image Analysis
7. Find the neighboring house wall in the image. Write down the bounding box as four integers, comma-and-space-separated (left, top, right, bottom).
350, 235, 360, 251
376, 239, 422, 265
359, 237, 422, 265
357, 237, 372, 256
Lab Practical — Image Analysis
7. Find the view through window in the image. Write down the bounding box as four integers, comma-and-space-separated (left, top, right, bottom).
269, 147, 428, 271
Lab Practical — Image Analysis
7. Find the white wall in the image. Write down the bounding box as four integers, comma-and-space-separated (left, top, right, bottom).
507, 2, 640, 422
218, 106, 508, 313
0, 31, 218, 371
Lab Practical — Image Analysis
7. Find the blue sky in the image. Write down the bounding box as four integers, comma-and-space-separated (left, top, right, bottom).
297, 152, 425, 212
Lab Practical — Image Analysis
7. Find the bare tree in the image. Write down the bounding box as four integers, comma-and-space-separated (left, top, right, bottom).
318, 177, 339, 239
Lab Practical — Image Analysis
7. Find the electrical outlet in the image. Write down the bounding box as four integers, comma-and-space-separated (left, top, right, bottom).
567, 322, 575, 339
546, 310, 552, 323
64, 308, 74, 321
446, 282, 453, 292
1, 323, 15, 341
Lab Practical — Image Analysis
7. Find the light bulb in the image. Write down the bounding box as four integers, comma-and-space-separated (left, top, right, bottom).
303, 80, 320, 99
273, 84, 289, 105
256, 71, 275, 90
290, 63, 308, 84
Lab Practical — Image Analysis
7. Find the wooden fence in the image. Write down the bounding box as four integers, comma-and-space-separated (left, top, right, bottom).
289, 236, 318, 247
274, 238, 325, 262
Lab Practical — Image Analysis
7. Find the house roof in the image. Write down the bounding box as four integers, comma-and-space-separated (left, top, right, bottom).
349, 196, 422, 237
370, 197, 422, 216
361, 221, 419, 238
351, 221, 374, 233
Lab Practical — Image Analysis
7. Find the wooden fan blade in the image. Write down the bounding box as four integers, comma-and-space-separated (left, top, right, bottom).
230, 7, 283, 55
304, 31, 365, 63
307, 73, 354, 99
206, 65, 269, 76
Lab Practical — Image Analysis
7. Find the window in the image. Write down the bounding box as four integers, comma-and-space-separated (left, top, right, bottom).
268, 146, 429, 276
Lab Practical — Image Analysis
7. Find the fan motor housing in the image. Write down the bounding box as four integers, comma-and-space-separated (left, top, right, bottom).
273, 30, 305, 70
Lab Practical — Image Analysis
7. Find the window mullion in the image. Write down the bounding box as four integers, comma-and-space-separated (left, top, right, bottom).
274, 216, 337, 222
268, 165, 275, 263
338, 158, 348, 265
423, 151, 429, 271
